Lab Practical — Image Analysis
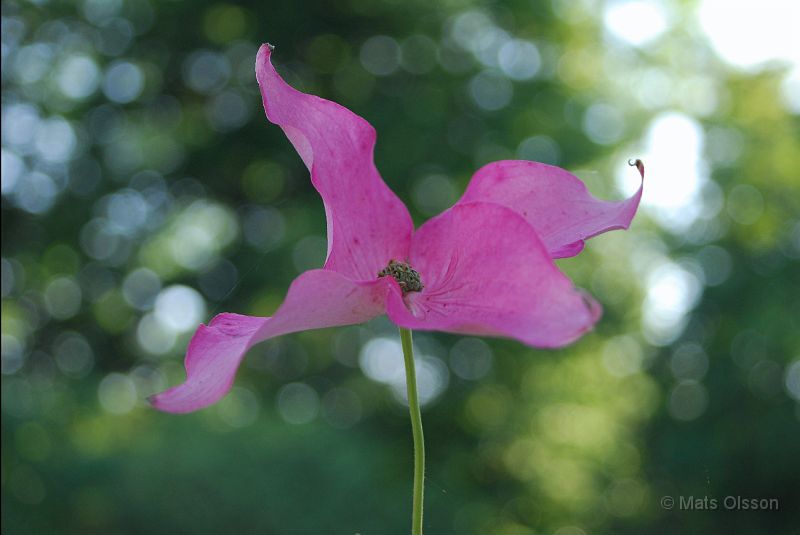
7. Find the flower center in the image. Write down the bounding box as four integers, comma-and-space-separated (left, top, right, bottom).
378, 259, 424, 294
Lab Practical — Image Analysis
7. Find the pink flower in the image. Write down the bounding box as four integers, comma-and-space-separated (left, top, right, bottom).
150, 44, 643, 414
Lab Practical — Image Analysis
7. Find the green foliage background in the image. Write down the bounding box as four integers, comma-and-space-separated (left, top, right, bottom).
2, 0, 798, 534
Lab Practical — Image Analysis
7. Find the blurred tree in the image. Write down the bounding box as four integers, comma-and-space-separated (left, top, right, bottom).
2, 0, 798, 534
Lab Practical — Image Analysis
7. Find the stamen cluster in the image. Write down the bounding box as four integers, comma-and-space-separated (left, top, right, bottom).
378, 260, 424, 294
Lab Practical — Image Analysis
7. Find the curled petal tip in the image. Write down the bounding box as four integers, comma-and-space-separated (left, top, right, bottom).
628, 158, 645, 178
458, 160, 644, 259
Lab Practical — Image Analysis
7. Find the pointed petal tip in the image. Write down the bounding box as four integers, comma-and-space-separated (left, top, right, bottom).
147, 392, 180, 414
147, 389, 177, 412
253, 40, 413, 279
148, 395, 185, 415
580, 289, 603, 323
256, 43, 276, 70
148, 271, 393, 414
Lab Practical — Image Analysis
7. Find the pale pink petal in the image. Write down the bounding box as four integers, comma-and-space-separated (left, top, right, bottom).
458, 160, 644, 258
256, 44, 413, 281
385, 202, 601, 348
150, 270, 393, 413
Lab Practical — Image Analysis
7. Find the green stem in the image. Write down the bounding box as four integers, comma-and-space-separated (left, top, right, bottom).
400, 327, 425, 535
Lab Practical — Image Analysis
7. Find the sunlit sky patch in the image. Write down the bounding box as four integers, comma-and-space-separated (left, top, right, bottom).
697, 0, 800, 71
604, 0, 800, 73
642, 260, 703, 346
603, 0, 670, 47
782, 68, 800, 114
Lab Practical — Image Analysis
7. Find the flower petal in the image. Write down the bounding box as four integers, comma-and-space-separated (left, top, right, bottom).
385, 202, 601, 348
150, 269, 392, 413
256, 44, 413, 281
458, 160, 643, 258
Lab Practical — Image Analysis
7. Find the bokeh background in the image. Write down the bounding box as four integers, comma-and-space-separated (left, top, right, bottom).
2, 0, 799, 533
